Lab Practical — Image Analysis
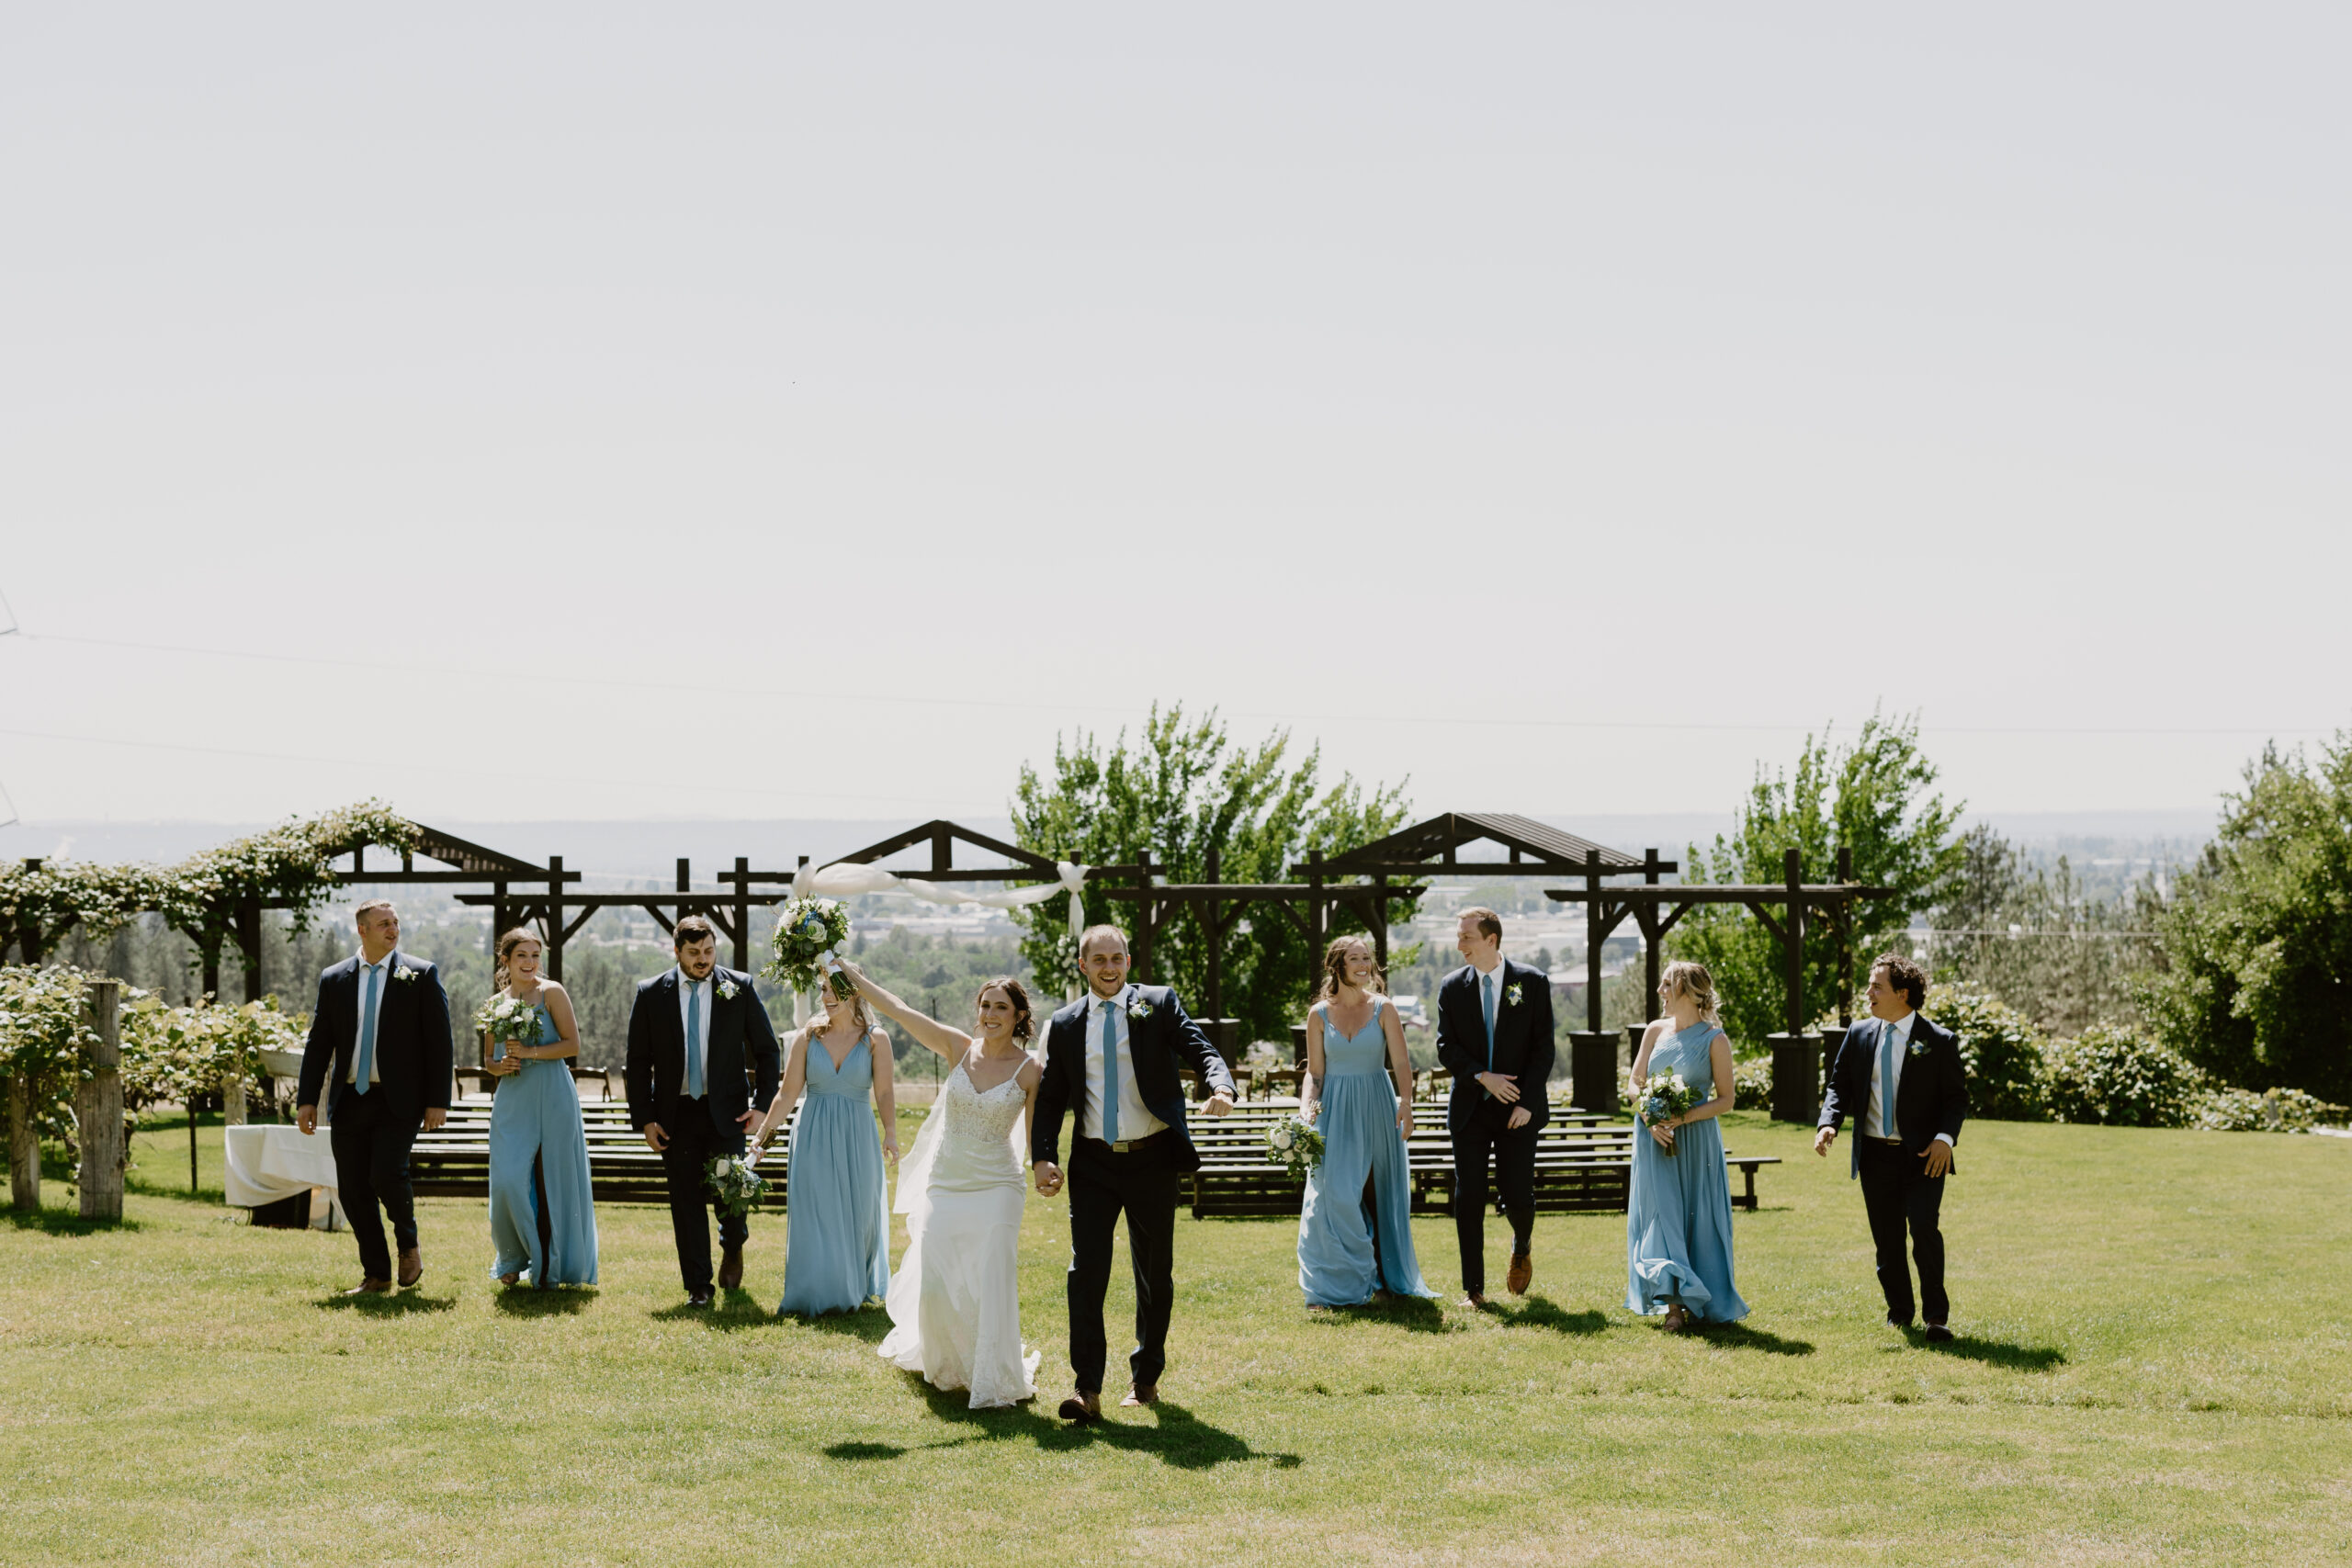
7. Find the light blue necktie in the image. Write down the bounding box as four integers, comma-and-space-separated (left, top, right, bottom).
1481, 972, 1497, 1069
1100, 998, 1120, 1144
1876, 1020, 1899, 1138
685, 980, 705, 1099
353, 962, 380, 1095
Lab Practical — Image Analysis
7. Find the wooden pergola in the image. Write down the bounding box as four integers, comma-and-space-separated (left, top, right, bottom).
1544, 846, 1891, 1119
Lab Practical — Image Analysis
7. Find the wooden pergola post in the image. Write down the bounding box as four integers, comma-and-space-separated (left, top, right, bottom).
730, 855, 752, 972
545, 856, 567, 981
1132, 851, 1155, 983
78, 978, 124, 1222
1202, 846, 1223, 1022
1641, 847, 1665, 1006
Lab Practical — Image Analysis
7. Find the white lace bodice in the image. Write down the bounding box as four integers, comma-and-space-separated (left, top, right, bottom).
925, 1062, 1028, 1192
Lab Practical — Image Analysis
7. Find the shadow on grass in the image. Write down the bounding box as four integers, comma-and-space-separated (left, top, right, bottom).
790, 1305, 891, 1343
6, 1206, 141, 1236
831, 1383, 1303, 1472
126, 1182, 228, 1208
1487, 1295, 1606, 1336
493, 1286, 598, 1317
1694, 1321, 1815, 1356
649, 1292, 775, 1331
313, 1290, 458, 1316
1903, 1327, 2067, 1371
1306, 1295, 1452, 1336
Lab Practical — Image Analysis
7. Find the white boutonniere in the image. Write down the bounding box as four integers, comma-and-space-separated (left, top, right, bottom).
1906, 1035, 1929, 1058
393, 964, 419, 985
1127, 994, 1155, 1021
1505, 982, 1523, 1008
718, 978, 740, 1001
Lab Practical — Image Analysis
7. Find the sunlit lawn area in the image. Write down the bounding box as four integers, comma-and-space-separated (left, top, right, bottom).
3, 1109, 2347, 1565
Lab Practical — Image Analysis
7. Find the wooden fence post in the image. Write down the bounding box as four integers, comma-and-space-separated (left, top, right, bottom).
78, 978, 125, 1221
6, 1074, 38, 1211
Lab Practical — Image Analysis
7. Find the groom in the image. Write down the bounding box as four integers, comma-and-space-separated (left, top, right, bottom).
626, 915, 781, 1306
1815, 953, 1969, 1340
296, 899, 453, 1295
1031, 924, 1237, 1421
1434, 907, 1555, 1305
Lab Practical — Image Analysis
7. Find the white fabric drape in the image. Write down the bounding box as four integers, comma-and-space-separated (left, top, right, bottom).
786, 859, 1090, 1023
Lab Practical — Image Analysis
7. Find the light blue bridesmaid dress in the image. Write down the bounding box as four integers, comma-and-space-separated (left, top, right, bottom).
487, 1002, 599, 1286
777, 1032, 891, 1316
1625, 1019, 1747, 1322
1297, 998, 1436, 1306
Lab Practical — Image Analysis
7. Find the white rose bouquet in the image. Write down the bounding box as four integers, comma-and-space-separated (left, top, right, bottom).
766, 897, 855, 1001
1264, 1112, 1325, 1180
472, 995, 543, 1064
706, 1153, 769, 1220
1636, 1067, 1702, 1156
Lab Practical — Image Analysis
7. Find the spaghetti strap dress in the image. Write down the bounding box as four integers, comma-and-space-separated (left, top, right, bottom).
1296, 999, 1435, 1305
487, 1001, 599, 1286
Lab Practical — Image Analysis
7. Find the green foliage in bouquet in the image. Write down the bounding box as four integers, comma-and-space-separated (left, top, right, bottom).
1264, 1112, 1324, 1180
766, 897, 854, 1001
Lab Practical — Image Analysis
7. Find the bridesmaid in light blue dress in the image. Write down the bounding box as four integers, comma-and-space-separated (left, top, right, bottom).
750, 992, 896, 1317
483, 930, 599, 1288
1625, 960, 1747, 1329
1298, 935, 1436, 1308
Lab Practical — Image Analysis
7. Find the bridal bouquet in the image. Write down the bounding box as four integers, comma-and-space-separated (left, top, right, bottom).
1636, 1067, 1701, 1156
766, 897, 854, 1001
472, 995, 541, 1063
1264, 1112, 1325, 1180
706, 1153, 769, 1219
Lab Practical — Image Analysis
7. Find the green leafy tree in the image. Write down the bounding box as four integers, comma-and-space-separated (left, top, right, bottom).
1931, 825, 2165, 1037
1011, 705, 1411, 1042
2138, 739, 2352, 1103
1670, 713, 1963, 1048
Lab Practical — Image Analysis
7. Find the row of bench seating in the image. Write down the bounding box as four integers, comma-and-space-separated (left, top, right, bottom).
407, 1092, 1778, 1221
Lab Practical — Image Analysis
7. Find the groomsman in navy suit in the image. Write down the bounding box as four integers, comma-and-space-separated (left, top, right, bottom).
1434, 908, 1555, 1305
626, 915, 782, 1306
1815, 953, 1969, 1340
296, 899, 454, 1295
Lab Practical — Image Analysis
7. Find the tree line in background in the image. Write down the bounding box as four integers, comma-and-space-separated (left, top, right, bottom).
7, 715, 2352, 1142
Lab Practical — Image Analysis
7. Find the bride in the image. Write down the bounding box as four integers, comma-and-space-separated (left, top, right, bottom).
835, 960, 1042, 1408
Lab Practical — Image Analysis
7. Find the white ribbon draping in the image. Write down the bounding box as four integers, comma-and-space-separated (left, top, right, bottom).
785, 860, 1091, 1023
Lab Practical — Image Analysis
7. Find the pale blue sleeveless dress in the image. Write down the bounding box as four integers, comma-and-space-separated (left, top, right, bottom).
487, 1002, 599, 1286
1625, 1020, 1747, 1322
1297, 999, 1436, 1305
778, 1032, 891, 1316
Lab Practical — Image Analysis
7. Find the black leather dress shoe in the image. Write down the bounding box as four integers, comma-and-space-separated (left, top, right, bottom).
1923, 1323, 1954, 1343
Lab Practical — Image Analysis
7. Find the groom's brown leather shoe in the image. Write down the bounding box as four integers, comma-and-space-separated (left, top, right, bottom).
1507, 1252, 1532, 1296
718, 1247, 744, 1291
1057, 1393, 1102, 1423
1120, 1383, 1158, 1408
1460, 1292, 1488, 1309
397, 1248, 423, 1289
343, 1279, 393, 1296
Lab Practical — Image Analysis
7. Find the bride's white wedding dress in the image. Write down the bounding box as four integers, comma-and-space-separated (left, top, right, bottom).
877, 1061, 1041, 1408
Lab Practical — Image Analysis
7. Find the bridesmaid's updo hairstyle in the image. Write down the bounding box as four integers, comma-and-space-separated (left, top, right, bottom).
974, 976, 1035, 1042
1658, 960, 1721, 1024
492, 927, 541, 994
1313, 934, 1386, 1004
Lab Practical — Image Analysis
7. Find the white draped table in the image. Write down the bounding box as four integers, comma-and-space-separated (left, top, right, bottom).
222, 1125, 347, 1230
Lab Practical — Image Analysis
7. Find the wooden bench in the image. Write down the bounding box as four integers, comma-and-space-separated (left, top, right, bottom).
407, 1098, 797, 1208
1182, 1103, 1775, 1220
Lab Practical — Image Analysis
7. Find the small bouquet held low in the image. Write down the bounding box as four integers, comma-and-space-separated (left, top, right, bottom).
766, 897, 855, 1001
1264, 1112, 1325, 1180
707, 1153, 769, 1220
472, 995, 542, 1063
1636, 1067, 1701, 1156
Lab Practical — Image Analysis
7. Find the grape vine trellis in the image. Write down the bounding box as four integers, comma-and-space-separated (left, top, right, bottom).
0, 802, 421, 999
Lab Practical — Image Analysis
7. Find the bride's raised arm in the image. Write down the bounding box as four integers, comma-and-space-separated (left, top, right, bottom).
833, 960, 970, 1062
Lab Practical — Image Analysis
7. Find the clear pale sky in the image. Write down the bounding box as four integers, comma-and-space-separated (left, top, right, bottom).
3, 5, 2345, 833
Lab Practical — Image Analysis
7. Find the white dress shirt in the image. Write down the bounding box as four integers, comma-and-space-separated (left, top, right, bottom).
1867, 1011, 1954, 1146
676, 969, 714, 1096
1083, 986, 1165, 1144
347, 952, 393, 1084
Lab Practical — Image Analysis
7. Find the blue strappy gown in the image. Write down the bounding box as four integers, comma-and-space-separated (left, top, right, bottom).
777, 1032, 892, 1316
487, 1002, 599, 1285
1296, 999, 1436, 1305
1625, 1020, 1747, 1322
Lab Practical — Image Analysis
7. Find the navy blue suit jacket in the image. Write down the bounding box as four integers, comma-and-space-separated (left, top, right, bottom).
1030, 985, 1236, 1173
1819, 1012, 1969, 1177
1434, 958, 1556, 1133
297, 952, 454, 1120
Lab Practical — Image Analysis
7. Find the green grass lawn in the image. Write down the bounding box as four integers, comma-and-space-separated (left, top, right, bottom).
4, 1110, 2347, 1565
